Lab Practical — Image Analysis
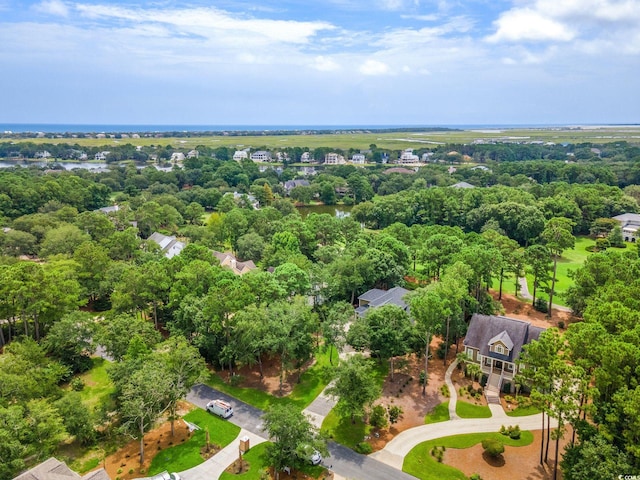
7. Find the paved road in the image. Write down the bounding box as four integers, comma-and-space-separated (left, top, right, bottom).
187, 384, 418, 480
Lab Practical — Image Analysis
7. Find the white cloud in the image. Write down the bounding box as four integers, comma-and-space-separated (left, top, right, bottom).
34, 0, 69, 17
486, 8, 574, 43
401, 14, 439, 21
313, 56, 341, 72
74, 4, 336, 45
359, 59, 390, 75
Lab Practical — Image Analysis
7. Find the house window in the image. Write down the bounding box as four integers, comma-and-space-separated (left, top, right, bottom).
495, 344, 503, 354
506, 363, 513, 371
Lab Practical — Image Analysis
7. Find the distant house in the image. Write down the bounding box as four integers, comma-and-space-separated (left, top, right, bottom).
231, 192, 260, 210
95, 151, 110, 161
471, 165, 491, 172
463, 314, 545, 395
213, 251, 257, 275
324, 152, 346, 165
283, 179, 310, 194
396, 149, 420, 165
351, 153, 366, 164
96, 205, 120, 214
300, 152, 314, 163
250, 151, 272, 162
147, 232, 186, 259
187, 149, 199, 158
170, 152, 185, 163
613, 213, 640, 242
355, 286, 410, 318
450, 181, 475, 189
13, 457, 111, 480
233, 150, 249, 161
35, 150, 51, 159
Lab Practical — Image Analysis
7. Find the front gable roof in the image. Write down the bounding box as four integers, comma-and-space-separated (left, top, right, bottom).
487, 331, 514, 351
464, 314, 544, 362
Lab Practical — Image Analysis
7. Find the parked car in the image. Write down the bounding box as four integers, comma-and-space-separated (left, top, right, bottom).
206, 399, 234, 418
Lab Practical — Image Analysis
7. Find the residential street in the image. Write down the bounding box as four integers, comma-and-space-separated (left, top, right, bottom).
186, 384, 419, 480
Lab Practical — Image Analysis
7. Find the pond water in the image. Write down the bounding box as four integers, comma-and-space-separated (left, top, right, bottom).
296, 204, 353, 218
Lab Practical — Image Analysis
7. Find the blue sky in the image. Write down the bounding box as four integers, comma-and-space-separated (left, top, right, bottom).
1, 0, 639, 125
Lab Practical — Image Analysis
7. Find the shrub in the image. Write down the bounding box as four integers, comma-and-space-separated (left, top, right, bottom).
480, 374, 488, 387
470, 474, 483, 480
502, 382, 512, 394
504, 395, 514, 404
229, 374, 245, 387
388, 405, 403, 424
509, 425, 521, 440
557, 321, 565, 329
71, 377, 85, 391
355, 442, 373, 454
436, 342, 448, 359
419, 370, 427, 386
369, 405, 388, 429
482, 438, 505, 458
440, 385, 450, 397
430, 445, 445, 463
534, 297, 548, 313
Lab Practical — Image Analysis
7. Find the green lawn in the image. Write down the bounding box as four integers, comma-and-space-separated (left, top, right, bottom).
320, 361, 388, 449
17, 127, 639, 151
219, 442, 270, 480
403, 431, 534, 480
206, 348, 334, 411
455, 401, 492, 419
219, 442, 325, 480
148, 408, 240, 475
76, 357, 115, 412
524, 235, 597, 307
321, 409, 372, 449
506, 405, 541, 417
424, 402, 450, 424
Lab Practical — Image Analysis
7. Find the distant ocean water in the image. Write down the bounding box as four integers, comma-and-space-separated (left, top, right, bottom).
0, 123, 616, 134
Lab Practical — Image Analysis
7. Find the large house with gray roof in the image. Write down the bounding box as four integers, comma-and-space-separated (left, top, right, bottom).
147, 232, 186, 259
355, 286, 410, 317
463, 314, 545, 394
613, 212, 640, 242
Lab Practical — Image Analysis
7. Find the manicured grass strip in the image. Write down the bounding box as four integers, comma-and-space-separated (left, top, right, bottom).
218, 442, 326, 480
206, 348, 334, 411
455, 400, 492, 419
219, 442, 270, 480
77, 357, 115, 412
148, 408, 240, 475
424, 401, 450, 424
506, 405, 541, 417
403, 431, 534, 480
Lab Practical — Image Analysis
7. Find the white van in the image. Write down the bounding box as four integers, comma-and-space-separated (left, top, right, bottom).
206, 399, 234, 418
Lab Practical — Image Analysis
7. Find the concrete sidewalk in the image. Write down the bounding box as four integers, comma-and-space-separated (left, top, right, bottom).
371, 413, 554, 469
180, 429, 266, 480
